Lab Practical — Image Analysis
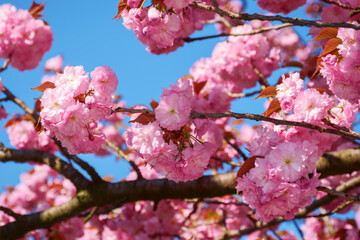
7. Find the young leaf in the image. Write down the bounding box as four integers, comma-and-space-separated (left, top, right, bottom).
129, 113, 156, 125
236, 156, 257, 179
319, 38, 342, 57
113, 0, 128, 20
310, 27, 338, 42
193, 81, 207, 95
150, 99, 159, 110
31, 82, 56, 92
254, 86, 277, 99
263, 98, 281, 117
29, 1, 46, 19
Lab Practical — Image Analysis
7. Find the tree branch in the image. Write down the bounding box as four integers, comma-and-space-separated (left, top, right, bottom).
0, 148, 90, 190
184, 23, 293, 42
106, 140, 143, 180
2, 85, 102, 183
1, 147, 360, 238
112, 108, 360, 140
192, 1, 360, 30
0, 206, 22, 220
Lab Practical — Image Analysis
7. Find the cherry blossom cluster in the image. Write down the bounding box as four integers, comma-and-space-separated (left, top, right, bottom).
122, 0, 218, 54
236, 72, 357, 222
125, 79, 219, 182
190, 20, 301, 94
40, 65, 118, 154
320, 27, 360, 107
236, 128, 322, 222
6, 119, 58, 153
182, 197, 254, 239
302, 217, 360, 239
256, 0, 306, 14
0, 4, 52, 71
0, 165, 77, 239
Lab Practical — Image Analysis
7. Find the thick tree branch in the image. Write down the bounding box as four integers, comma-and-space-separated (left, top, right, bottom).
1, 148, 360, 238
316, 149, 360, 178
0, 148, 90, 190
192, 2, 360, 30
0, 206, 22, 220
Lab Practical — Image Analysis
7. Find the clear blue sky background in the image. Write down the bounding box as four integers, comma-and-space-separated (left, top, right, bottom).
0, 0, 313, 193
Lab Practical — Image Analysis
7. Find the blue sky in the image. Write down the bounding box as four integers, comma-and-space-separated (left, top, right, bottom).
0, 0, 312, 190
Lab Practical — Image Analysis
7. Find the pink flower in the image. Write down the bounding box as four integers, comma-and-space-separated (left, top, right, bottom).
45, 55, 63, 73
257, 0, 306, 14
293, 89, 334, 123
124, 122, 165, 157
155, 79, 193, 131
57, 66, 90, 97
266, 142, 308, 182
163, 0, 193, 10
7, 120, 57, 153
90, 66, 118, 95
0, 4, 53, 71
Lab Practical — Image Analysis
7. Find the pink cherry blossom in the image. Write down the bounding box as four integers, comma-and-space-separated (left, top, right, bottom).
257, 0, 306, 14
0, 4, 53, 71
44, 55, 63, 73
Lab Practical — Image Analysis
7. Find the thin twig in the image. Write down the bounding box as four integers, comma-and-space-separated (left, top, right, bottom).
52, 138, 103, 183
224, 137, 248, 161
2, 86, 38, 121
112, 108, 360, 141
317, 186, 360, 201
270, 228, 283, 240
226, 90, 261, 98
253, 66, 269, 88
0, 58, 11, 73
2, 85, 102, 183
106, 140, 143, 180
83, 207, 98, 223
192, 2, 360, 30
306, 200, 354, 218
320, 0, 357, 10
212, 156, 242, 167
292, 220, 304, 239
184, 23, 293, 42
0, 206, 22, 220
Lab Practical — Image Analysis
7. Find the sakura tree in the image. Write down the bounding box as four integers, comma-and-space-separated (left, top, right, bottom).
1, 0, 360, 239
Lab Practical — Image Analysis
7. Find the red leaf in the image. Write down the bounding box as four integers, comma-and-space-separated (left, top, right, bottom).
150, 99, 158, 110
319, 38, 342, 57
310, 27, 338, 42
4, 118, 20, 128
236, 156, 258, 179
129, 113, 156, 125
113, 0, 128, 20
254, 86, 277, 99
231, 119, 244, 125
31, 81, 56, 92
315, 88, 326, 94
263, 98, 281, 117
193, 81, 207, 95
34, 99, 42, 113
29, 1, 46, 19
